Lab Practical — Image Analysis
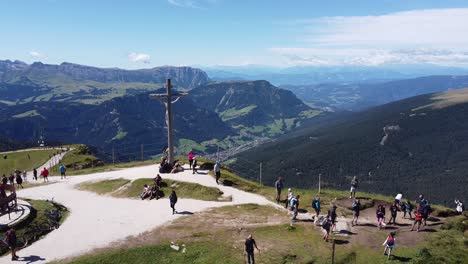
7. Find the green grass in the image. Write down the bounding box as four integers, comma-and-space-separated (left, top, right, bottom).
0, 199, 69, 256
115, 178, 225, 201
54, 241, 241, 264
219, 105, 257, 121
50, 145, 100, 175
78, 178, 130, 195
177, 139, 207, 155
0, 149, 57, 176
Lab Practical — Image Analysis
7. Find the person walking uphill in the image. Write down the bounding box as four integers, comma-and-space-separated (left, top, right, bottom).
33, 168, 38, 181
244, 234, 260, 264
169, 190, 178, 214
59, 164, 66, 179
351, 198, 361, 226
275, 177, 283, 204
214, 162, 221, 185
350, 176, 358, 198
40, 167, 49, 182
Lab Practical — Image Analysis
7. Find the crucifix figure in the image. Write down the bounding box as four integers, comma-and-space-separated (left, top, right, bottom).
150, 79, 187, 164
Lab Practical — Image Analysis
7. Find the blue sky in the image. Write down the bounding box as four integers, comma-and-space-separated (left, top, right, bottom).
1, 0, 468, 68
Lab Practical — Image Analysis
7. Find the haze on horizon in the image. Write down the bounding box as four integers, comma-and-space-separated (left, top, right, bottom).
1, 0, 468, 69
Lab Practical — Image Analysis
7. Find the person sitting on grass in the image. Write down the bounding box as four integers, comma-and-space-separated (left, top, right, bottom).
140, 184, 151, 200
382, 231, 396, 259
149, 184, 160, 200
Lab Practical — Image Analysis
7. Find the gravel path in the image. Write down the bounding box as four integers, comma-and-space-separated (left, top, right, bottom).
0, 164, 279, 263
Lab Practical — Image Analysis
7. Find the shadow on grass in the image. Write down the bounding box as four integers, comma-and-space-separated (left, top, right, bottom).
391, 256, 412, 262
338, 230, 357, 235
427, 216, 441, 222
395, 223, 411, 227
428, 222, 443, 227
333, 239, 349, 245
298, 209, 308, 213
359, 223, 377, 227
419, 228, 437, 233
176, 211, 194, 215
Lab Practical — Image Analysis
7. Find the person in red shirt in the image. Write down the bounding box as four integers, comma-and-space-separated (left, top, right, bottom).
40, 167, 49, 182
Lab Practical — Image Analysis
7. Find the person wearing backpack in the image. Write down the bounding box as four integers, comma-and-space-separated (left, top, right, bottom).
169, 190, 178, 214
376, 204, 386, 230
312, 197, 321, 221
4, 228, 18, 260
322, 216, 332, 242
327, 204, 338, 232
382, 232, 396, 259
352, 199, 361, 226
290, 195, 300, 220
405, 200, 413, 219
350, 176, 358, 198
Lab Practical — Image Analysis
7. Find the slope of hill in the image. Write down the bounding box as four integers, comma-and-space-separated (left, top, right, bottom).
191, 80, 321, 139
230, 88, 468, 206
0, 91, 232, 158
282, 75, 468, 111
0, 60, 210, 104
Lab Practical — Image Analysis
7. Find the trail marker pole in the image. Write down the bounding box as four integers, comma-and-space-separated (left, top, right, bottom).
150, 79, 187, 164
319, 173, 321, 194
331, 239, 336, 264
259, 162, 263, 185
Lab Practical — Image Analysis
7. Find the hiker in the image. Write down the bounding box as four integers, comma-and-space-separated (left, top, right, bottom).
2, 174, 7, 185
455, 199, 464, 215
376, 204, 386, 229
8, 173, 15, 185
411, 207, 423, 232
41, 167, 49, 182
274, 177, 283, 203
4, 227, 18, 260
394, 193, 403, 206
322, 216, 332, 242
405, 200, 413, 219
140, 184, 151, 200
327, 204, 338, 232
192, 156, 198, 174
388, 203, 398, 225
312, 197, 321, 221
169, 190, 178, 214
214, 162, 221, 185
290, 195, 300, 220
33, 168, 38, 181
153, 174, 162, 187
60, 164, 66, 179
422, 202, 431, 226
15, 173, 23, 189
350, 176, 358, 198
285, 188, 293, 209
244, 234, 259, 264
188, 151, 195, 169
382, 232, 397, 259
352, 198, 361, 226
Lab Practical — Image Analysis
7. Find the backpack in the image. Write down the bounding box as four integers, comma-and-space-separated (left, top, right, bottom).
312, 200, 317, 209
387, 236, 395, 246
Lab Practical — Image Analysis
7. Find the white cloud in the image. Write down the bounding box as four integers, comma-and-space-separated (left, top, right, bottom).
271, 8, 468, 67
29, 51, 47, 60
128, 52, 151, 64
167, 0, 216, 9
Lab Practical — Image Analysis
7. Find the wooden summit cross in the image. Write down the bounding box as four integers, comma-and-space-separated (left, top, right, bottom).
150, 79, 187, 164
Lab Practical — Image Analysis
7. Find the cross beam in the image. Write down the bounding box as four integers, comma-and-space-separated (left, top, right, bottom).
149, 79, 187, 164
